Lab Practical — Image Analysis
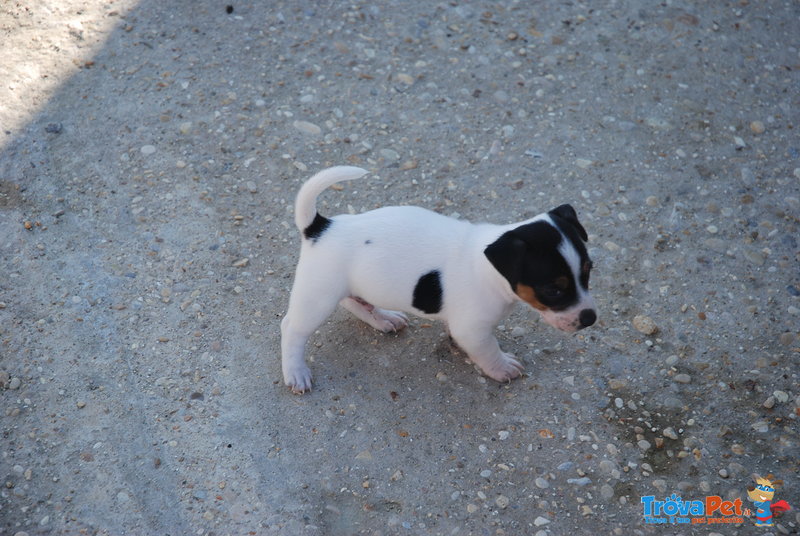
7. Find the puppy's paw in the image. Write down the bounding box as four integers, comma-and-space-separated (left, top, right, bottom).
373, 309, 409, 333
284, 365, 313, 394
483, 352, 524, 383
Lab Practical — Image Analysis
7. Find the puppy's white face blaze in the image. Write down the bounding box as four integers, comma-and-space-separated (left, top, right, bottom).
538, 234, 596, 332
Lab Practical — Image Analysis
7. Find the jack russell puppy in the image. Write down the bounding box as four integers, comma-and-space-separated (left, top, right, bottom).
281, 166, 596, 393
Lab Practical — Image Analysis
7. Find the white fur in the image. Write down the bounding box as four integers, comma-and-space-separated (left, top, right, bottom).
281, 166, 592, 393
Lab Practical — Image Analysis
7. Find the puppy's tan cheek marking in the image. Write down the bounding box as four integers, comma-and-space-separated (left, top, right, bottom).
515, 284, 548, 311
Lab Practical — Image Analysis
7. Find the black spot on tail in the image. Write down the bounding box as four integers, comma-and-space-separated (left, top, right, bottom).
303, 213, 331, 242
413, 270, 443, 314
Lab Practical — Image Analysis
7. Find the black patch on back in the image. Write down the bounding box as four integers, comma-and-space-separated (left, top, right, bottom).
412, 270, 443, 314
485, 220, 590, 311
303, 213, 331, 242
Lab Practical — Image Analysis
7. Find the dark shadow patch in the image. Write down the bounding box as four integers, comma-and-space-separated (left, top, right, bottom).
303, 212, 331, 242
412, 270, 443, 314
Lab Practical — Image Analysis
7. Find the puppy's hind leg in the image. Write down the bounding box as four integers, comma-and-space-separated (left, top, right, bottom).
340, 297, 408, 333
281, 277, 345, 394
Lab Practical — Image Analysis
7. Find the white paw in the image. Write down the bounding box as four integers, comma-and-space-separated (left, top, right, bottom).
283, 364, 313, 394
482, 352, 524, 383
373, 309, 408, 333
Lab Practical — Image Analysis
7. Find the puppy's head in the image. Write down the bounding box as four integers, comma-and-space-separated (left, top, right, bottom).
485, 204, 596, 332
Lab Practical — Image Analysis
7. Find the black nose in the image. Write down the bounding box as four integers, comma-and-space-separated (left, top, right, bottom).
579, 309, 597, 328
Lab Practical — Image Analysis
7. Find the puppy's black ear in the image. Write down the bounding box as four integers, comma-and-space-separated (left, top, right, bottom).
484, 232, 526, 288
549, 204, 588, 242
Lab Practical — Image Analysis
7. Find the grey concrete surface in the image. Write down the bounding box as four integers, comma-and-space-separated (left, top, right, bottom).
1, 1, 799, 535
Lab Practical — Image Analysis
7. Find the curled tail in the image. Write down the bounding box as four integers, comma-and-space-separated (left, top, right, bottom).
294, 166, 369, 236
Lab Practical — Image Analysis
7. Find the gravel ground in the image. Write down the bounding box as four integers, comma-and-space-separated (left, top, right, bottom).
1, 1, 799, 535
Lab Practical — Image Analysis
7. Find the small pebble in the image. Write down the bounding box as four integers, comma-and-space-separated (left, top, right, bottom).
293, 120, 322, 136
763, 396, 776, 409
76, 401, 86, 409
743, 249, 765, 266
567, 477, 592, 486
598, 460, 617, 474
751, 421, 769, 433
608, 378, 627, 390
600, 484, 614, 500
773, 390, 789, 403
632, 315, 658, 335
466, 503, 479, 513
750, 120, 765, 134
535, 477, 549, 489
663, 427, 678, 440
533, 516, 550, 526
718, 468, 729, 478
140, 145, 156, 155
395, 73, 414, 85
510, 326, 527, 337
495, 495, 510, 509
645, 195, 658, 206
9, 377, 21, 390
638, 439, 652, 451
379, 148, 400, 161
673, 373, 691, 384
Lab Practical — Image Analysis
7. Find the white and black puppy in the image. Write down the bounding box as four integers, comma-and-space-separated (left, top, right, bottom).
281, 166, 596, 394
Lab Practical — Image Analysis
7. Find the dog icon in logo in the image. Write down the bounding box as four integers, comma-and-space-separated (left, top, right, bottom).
747, 474, 791, 526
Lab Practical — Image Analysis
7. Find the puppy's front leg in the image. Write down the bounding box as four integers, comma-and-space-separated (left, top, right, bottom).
449, 322, 524, 383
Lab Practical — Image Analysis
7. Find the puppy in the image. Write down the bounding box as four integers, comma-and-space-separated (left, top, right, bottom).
281, 166, 596, 393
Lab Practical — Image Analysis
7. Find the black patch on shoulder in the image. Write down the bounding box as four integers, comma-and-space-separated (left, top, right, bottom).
412, 270, 443, 314
303, 213, 331, 242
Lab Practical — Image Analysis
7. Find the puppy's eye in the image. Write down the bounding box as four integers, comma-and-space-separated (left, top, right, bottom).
538, 286, 565, 301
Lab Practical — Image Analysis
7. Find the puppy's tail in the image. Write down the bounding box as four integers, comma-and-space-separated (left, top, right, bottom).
294, 166, 369, 231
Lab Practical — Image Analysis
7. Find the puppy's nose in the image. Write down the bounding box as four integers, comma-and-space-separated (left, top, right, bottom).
579, 309, 597, 328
